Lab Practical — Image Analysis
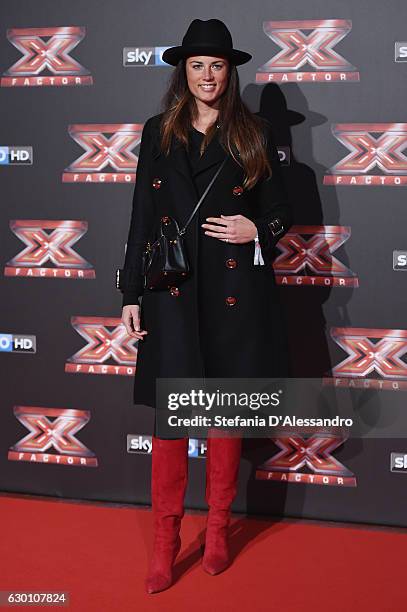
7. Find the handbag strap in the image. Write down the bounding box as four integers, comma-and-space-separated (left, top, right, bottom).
178, 156, 228, 236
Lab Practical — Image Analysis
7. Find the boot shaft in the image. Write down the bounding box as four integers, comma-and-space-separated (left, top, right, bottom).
205, 434, 242, 512
151, 436, 189, 520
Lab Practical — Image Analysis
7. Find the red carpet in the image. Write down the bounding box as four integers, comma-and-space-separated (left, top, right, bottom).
1, 493, 406, 611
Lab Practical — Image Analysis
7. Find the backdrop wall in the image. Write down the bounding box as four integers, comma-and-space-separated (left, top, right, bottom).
1, 0, 407, 527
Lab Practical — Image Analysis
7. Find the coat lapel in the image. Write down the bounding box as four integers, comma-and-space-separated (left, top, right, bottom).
151, 122, 228, 199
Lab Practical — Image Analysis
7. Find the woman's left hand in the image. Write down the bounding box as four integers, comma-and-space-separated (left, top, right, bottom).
201, 214, 257, 244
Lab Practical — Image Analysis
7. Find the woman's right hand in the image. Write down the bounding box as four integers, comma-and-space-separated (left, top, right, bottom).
121, 304, 148, 340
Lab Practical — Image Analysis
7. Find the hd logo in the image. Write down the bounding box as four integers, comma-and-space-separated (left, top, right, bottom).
127, 434, 207, 458
123, 47, 170, 67
0, 146, 32, 165
0, 333, 36, 353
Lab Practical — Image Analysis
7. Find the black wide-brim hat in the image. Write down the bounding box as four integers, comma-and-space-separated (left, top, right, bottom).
162, 19, 252, 66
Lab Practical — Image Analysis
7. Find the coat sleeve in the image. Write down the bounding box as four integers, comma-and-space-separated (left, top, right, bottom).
119, 117, 155, 307
251, 120, 293, 265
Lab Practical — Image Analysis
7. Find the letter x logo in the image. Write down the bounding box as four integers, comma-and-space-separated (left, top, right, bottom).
328, 123, 407, 175
260, 433, 352, 476
11, 405, 95, 457
64, 124, 143, 174
3, 26, 91, 76
67, 316, 137, 366
331, 327, 407, 379
275, 225, 355, 277
259, 19, 357, 72
6, 220, 92, 269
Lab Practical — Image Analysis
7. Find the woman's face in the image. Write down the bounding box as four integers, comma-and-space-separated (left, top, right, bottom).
185, 55, 229, 106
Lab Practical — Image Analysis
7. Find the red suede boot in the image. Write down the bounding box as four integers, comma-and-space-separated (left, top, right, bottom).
145, 436, 189, 594
202, 433, 242, 575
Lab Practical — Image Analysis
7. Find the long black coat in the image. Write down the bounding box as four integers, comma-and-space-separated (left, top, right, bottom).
120, 112, 292, 408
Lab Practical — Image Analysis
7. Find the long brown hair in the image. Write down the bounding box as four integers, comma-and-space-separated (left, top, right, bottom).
159, 59, 272, 190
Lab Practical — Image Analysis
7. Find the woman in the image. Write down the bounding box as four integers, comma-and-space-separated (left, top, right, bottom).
119, 19, 292, 594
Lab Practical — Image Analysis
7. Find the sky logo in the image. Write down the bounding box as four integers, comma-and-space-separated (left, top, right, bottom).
127, 434, 206, 457
123, 46, 170, 67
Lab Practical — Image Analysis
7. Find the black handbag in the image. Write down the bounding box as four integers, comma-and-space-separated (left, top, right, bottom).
142, 215, 189, 290
117, 156, 227, 293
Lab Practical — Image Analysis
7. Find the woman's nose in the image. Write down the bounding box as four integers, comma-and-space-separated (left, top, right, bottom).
203, 69, 215, 80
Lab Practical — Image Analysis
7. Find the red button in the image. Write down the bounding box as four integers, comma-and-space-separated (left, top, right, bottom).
225, 296, 237, 306
232, 185, 244, 196
161, 216, 170, 225
169, 286, 180, 297
226, 258, 237, 269
152, 178, 162, 189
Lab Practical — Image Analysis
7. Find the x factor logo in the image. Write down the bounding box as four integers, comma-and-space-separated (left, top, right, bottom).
62, 124, 143, 183
273, 225, 358, 287
4, 220, 95, 279
256, 432, 356, 486
8, 405, 97, 467
1, 27, 93, 87
326, 327, 407, 390
256, 19, 359, 83
324, 123, 407, 185
65, 316, 138, 375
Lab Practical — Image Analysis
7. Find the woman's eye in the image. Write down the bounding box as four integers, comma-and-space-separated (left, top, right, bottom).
191, 64, 223, 70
